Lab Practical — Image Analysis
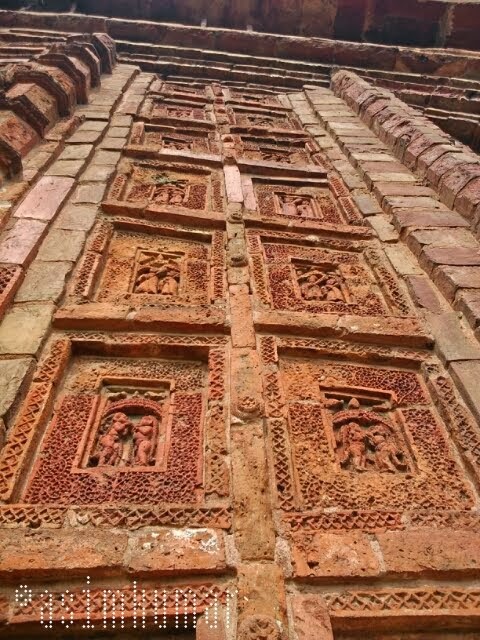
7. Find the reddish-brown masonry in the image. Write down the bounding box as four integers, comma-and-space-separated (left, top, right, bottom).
0, 5, 479, 639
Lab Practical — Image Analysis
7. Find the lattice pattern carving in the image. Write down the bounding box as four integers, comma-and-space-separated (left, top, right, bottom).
103, 160, 223, 215
0, 334, 230, 524
248, 230, 396, 316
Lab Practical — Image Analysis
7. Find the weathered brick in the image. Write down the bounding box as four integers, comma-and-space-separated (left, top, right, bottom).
127, 529, 226, 575
0, 357, 34, 418
434, 265, 480, 301
14, 176, 73, 221
377, 530, 480, 577
0, 529, 127, 578
290, 595, 333, 640
37, 229, 86, 262
455, 289, 480, 329
57, 144, 93, 161
426, 311, 480, 362
0, 303, 54, 355
368, 215, 399, 241
15, 261, 72, 302
393, 209, 469, 231
45, 160, 85, 177
53, 204, 98, 231
450, 360, 480, 425
384, 245, 423, 276
406, 275, 443, 313
292, 532, 380, 579
352, 193, 381, 216
0, 219, 47, 265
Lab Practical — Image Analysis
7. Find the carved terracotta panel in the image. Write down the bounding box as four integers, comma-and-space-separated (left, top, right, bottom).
253, 181, 364, 226
103, 160, 225, 216
0, 334, 230, 527
226, 89, 283, 108
259, 336, 478, 532
227, 105, 301, 130
239, 135, 321, 165
156, 80, 210, 100
70, 220, 226, 311
96, 230, 213, 305
129, 122, 221, 154
247, 230, 411, 317
140, 96, 213, 124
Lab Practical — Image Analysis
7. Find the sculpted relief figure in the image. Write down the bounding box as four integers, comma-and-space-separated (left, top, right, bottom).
297, 267, 345, 303
167, 107, 194, 119
133, 416, 158, 466
162, 136, 192, 150
336, 419, 368, 471
260, 148, 293, 163
94, 411, 159, 468
134, 252, 181, 296
249, 115, 275, 127
153, 181, 187, 205
332, 398, 409, 473
278, 193, 314, 217
369, 424, 408, 473
97, 412, 131, 467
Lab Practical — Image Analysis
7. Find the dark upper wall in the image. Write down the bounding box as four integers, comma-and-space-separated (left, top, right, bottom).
4, 0, 480, 51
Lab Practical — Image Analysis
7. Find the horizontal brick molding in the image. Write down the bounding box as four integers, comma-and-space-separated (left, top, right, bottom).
0, 33, 116, 180
331, 70, 480, 237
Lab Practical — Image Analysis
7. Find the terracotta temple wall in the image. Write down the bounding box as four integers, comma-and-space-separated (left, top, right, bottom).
0, 14, 479, 640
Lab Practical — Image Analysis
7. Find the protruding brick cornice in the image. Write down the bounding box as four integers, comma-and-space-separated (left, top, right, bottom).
331, 69, 480, 237
0, 33, 115, 179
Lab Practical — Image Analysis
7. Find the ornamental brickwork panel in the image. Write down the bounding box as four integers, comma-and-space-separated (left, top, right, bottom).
129, 122, 221, 155
1, 59, 480, 639
253, 180, 363, 225
227, 105, 301, 131
0, 333, 230, 528
103, 160, 225, 219
247, 229, 413, 317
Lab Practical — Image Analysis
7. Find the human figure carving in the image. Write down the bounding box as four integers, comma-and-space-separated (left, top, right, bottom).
322, 273, 344, 302
297, 268, 345, 302
337, 420, 368, 472
279, 194, 313, 217
250, 116, 274, 127
261, 149, 292, 163
163, 137, 191, 150
368, 425, 407, 472
133, 415, 158, 466
153, 182, 186, 205
134, 254, 181, 296
97, 412, 131, 467
332, 397, 408, 473
168, 107, 193, 118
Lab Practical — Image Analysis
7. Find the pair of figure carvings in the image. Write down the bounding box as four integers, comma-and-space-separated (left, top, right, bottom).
297, 265, 346, 303
278, 193, 314, 217
133, 250, 181, 296
329, 397, 408, 473
95, 412, 158, 468
153, 180, 187, 205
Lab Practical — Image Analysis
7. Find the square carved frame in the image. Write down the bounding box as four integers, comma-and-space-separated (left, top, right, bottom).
59, 217, 227, 331
258, 334, 480, 536
0, 332, 231, 531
